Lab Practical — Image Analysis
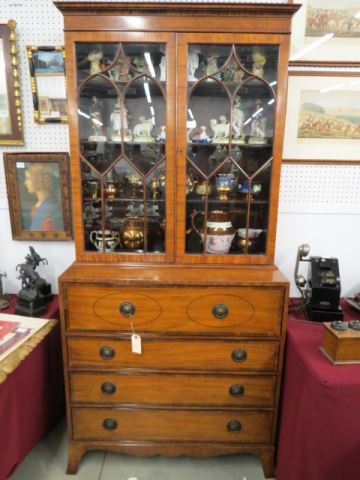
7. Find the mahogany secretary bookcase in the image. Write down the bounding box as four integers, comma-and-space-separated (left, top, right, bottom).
55, 2, 299, 477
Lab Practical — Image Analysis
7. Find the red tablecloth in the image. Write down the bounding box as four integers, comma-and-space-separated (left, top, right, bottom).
0, 295, 65, 480
276, 301, 360, 480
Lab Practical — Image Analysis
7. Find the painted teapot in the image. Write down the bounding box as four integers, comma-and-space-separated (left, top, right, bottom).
89, 230, 119, 252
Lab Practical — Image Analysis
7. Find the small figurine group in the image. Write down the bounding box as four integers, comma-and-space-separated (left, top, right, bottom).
187, 46, 267, 82
189, 97, 266, 144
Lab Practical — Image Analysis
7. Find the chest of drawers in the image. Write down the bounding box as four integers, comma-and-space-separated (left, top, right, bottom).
59, 264, 288, 477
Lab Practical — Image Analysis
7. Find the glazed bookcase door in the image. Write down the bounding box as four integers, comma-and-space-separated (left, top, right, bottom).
176, 33, 288, 265
66, 32, 175, 262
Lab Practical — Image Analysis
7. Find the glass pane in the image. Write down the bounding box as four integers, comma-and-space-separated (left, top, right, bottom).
185, 43, 278, 256
78, 76, 121, 173
123, 44, 166, 81
235, 45, 279, 86
77, 42, 167, 256
76, 43, 119, 86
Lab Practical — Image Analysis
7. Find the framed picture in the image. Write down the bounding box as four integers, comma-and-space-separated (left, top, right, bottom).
0, 20, 23, 145
283, 69, 360, 163
3, 152, 72, 240
27, 46, 68, 124
290, 0, 360, 62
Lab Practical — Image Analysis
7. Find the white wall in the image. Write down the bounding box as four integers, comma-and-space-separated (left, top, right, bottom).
0, 0, 359, 297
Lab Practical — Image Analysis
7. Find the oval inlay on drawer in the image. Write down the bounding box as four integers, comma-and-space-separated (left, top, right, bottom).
186, 294, 255, 328
94, 292, 162, 327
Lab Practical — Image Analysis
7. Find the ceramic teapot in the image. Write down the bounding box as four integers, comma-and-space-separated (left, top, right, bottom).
191, 210, 235, 254
89, 230, 119, 252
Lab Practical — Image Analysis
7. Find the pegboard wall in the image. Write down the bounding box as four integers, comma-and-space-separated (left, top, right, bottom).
0, 0, 359, 218
0, 0, 69, 209
279, 164, 360, 214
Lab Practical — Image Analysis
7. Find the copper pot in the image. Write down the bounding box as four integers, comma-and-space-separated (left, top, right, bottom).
120, 216, 144, 250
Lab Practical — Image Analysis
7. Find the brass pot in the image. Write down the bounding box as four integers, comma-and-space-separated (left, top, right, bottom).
120, 216, 144, 250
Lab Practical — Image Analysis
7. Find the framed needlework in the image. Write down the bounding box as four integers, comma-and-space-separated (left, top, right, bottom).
27, 46, 67, 123
0, 20, 23, 145
4, 152, 72, 240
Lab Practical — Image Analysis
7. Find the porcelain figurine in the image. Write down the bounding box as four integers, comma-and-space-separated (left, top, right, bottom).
88, 96, 107, 141
157, 125, 166, 143
110, 99, 129, 141
187, 46, 201, 81
88, 49, 103, 75
249, 100, 267, 144
210, 115, 230, 143
232, 96, 245, 143
191, 210, 235, 254
109, 57, 131, 82
133, 116, 154, 142
252, 48, 267, 78
206, 54, 219, 77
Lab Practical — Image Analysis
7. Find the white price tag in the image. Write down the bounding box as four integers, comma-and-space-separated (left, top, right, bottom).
131, 334, 142, 354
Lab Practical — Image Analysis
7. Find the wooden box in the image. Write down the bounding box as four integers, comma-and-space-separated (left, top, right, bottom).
320, 322, 360, 364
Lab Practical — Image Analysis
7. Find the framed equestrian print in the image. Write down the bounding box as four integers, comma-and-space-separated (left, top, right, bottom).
0, 20, 23, 145
290, 0, 360, 62
283, 67, 360, 163
4, 152, 72, 240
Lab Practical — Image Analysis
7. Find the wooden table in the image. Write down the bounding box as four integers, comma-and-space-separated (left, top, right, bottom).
0, 295, 65, 480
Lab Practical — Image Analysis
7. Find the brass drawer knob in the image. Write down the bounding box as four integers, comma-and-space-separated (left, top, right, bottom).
227, 420, 242, 433
99, 346, 115, 360
119, 301, 136, 317
103, 418, 118, 430
229, 384, 245, 397
101, 382, 116, 395
231, 348, 247, 363
212, 303, 229, 319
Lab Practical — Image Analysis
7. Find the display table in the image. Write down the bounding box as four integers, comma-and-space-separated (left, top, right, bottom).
0, 295, 65, 480
276, 301, 360, 480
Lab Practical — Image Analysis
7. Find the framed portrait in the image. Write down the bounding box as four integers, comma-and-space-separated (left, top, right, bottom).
283, 69, 360, 163
27, 46, 68, 124
3, 152, 72, 240
290, 0, 360, 62
0, 20, 23, 145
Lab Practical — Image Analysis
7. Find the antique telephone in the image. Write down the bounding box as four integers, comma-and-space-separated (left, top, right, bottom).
294, 244, 343, 322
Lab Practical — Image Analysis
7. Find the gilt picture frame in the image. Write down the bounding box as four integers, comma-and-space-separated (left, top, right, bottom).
27, 46, 68, 124
283, 68, 360, 163
290, 0, 360, 62
0, 20, 23, 145
4, 152, 72, 240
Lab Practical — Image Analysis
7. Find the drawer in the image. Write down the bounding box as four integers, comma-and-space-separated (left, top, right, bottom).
65, 285, 283, 336
70, 372, 276, 407
68, 338, 278, 372
72, 407, 272, 444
